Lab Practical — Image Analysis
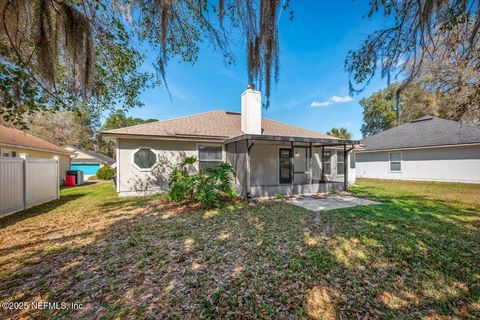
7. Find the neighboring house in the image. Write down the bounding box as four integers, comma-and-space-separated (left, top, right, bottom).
356, 116, 480, 183
0, 125, 72, 184
64, 146, 115, 177
102, 87, 358, 198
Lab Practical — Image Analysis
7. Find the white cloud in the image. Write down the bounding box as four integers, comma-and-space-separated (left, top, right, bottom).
310, 95, 353, 108
330, 96, 353, 103
310, 100, 332, 107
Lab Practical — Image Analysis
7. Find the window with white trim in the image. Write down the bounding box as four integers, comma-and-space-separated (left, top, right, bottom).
337, 150, 345, 175
389, 152, 402, 171
198, 145, 222, 171
1, 148, 14, 157
133, 148, 157, 170
350, 152, 356, 169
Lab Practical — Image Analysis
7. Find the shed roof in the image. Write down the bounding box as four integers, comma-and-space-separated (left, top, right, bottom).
65, 146, 115, 164
361, 116, 480, 151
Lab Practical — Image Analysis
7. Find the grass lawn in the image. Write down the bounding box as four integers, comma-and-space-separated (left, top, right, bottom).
0, 179, 479, 319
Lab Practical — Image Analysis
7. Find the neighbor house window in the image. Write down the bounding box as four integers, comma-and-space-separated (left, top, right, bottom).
198, 145, 222, 171
322, 150, 332, 175
132, 148, 158, 171
389, 152, 402, 172
337, 150, 345, 175
1, 148, 13, 157
350, 152, 356, 169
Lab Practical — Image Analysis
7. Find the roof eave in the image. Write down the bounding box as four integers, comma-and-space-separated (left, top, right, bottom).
0, 142, 74, 156
100, 132, 228, 142
358, 142, 480, 153
224, 134, 360, 145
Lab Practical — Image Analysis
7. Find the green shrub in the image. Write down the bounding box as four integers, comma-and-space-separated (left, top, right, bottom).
274, 192, 284, 199
168, 156, 236, 209
96, 165, 115, 180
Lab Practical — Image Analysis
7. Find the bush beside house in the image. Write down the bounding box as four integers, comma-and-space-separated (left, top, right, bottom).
168, 156, 236, 209
96, 165, 115, 180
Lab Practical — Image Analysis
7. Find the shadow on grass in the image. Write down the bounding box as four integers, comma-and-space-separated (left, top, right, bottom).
0, 183, 479, 319
0, 194, 86, 229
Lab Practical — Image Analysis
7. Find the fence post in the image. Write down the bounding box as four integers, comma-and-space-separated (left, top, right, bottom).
53, 156, 59, 199
22, 158, 27, 210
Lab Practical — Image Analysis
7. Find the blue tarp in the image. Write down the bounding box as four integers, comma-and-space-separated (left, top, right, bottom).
71, 164, 100, 175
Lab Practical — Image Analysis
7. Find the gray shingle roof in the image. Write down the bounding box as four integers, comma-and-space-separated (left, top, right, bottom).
67, 146, 115, 164
361, 116, 480, 151
101, 110, 337, 140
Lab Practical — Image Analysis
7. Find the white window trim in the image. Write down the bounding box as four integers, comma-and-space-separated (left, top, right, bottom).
196, 143, 225, 161
389, 151, 403, 173
130, 147, 159, 172
1, 148, 13, 157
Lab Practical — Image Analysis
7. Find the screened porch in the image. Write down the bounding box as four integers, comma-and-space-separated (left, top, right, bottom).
225, 134, 359, 198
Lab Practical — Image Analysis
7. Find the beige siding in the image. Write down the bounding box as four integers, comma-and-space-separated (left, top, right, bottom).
0, 147, 70, 184
117, 139, 224, 196
116, 138, 353, 197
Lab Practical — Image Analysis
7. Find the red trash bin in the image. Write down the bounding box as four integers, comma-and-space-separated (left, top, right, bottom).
65, 175, 76, 187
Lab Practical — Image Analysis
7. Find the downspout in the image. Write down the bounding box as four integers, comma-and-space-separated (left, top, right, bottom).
246, 140, 255, 199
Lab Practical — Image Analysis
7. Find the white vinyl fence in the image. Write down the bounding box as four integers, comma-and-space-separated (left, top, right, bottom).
0, 157, 59, 215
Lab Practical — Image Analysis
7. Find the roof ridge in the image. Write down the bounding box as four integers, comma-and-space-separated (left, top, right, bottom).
102, 110, 226, 134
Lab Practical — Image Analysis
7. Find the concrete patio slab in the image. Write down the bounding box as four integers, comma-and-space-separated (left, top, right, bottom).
285, 195, 380, 211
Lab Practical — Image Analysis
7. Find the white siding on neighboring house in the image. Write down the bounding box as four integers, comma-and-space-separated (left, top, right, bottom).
356, 145, 480, 183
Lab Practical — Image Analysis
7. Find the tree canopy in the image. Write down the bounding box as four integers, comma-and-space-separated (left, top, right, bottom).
360, 82, 442, 137
346, 0, 479, 123
0, 0, 292, 127
326, 127, 352, 140
102, 110, 156, 131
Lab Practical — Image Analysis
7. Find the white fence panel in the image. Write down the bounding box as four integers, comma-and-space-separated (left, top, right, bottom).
25, 158, 59, 208
0, 157, 59, 215
0, 158, 24, 215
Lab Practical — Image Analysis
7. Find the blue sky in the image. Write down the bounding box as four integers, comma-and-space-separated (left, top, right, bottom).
124, 1, 389, 139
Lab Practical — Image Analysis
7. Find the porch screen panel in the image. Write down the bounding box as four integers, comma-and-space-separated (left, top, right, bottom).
323, 150, 332, 176
337, 151, 345, 175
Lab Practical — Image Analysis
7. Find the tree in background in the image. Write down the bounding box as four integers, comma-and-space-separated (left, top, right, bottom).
360, 82, 439, 137
346, 0, 479, 123
326, 127, 352, 140
102, 110, 156, 131
97, 110, 157, 157
25, 106, 99, 149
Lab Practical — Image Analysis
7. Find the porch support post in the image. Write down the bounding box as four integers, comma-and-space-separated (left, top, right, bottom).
233, 142, 237, 181
343, 144, 348, 191
309, 142, 313, 185
290, 141, 294, 186
246, 139, 251, 199
321, 146, 325, 183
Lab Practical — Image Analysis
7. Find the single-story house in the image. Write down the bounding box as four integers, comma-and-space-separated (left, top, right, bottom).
102, 87, 359, 198
64, 146, 115, 177
356, 116, 480, 183
0, 125, 72, 184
